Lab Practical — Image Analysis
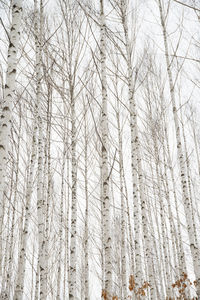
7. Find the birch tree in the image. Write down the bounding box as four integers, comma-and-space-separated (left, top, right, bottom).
0, 0, 23, 278
33, 0, 47, 298
99, 1, 112, 298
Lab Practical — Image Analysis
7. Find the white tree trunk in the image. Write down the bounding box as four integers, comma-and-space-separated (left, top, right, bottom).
100, 1, 112, 298
84, 110, 89, 300
34, 0, 46, 298
116, 107, 127, 299
64, 117, 70, 300
57, 101, 66, 300
0, 0, 23, 276
68, 79, 78, 300
165, 126, 187, 275
14, 124, 37, 300
4, 112, 21, 299
44, 82, 52, 296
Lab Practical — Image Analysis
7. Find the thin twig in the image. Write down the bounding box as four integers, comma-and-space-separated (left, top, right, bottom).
0, 17, 10, 43
173, 0, 200, 12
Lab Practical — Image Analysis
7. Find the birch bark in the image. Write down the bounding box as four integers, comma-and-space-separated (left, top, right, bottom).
57, 95, 67, 300
0, 0, 23, 271
83, 106, 89, 300
14, 123, 37, 300
116, 105, 127, 299
100, 0, 112, 298
34, 0, 46, 298
44, 81, 52, 296
165, 126, 187, 276
68, 70, 78, 300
